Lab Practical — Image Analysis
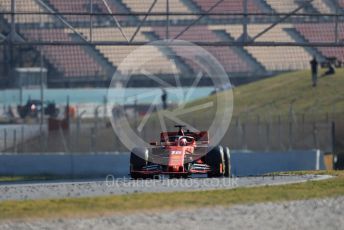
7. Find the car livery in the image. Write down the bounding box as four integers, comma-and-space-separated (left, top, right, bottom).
129, 125, 231, 179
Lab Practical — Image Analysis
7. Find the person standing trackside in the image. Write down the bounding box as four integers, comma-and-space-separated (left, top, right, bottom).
310, 56, 318, 87
161, 88, 168, 110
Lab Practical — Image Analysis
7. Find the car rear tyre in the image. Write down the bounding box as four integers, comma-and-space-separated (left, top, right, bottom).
130, 147, 149, 179
223, 146, 231, 178
206, 146, 225, 178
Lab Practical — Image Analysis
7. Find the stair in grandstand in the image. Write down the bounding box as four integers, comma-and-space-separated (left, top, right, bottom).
213, 30, 266, 75
22, 46, 64, 86
181, 0, 203, 16
21, 43, 63, 87
144, 31, 198, 83
257, 0, 275, 14
193, 0, 274, 25
0, 14, 27, 87
85, 44, 117, 78
296, 0, 320, 14
0, 46, 4, 86
37, 0, 74, 27
0, 17, 47, 85
284, 27, 326, 63
70, 33, 115, 79
41, 0, 58, 15
262, 0, 335, 23
187, 0, 216, 23
39, 0, 71, 27
0, 12, 10, 35
326, 0, 343, 13
111, 0, 138, 24
40, 56, 65, 87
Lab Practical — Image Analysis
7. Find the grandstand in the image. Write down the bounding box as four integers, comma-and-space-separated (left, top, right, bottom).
45, 0, 133, 23
191, 0, 263, 19
153, 25, 255, 74
340, 0, 344, 8
21, 28, 109, 78
209, 24, 312, 71
77, 27, 181, 75
0, 0, 343, 87
0, 0, 53, 23
296, 23, 344, 64
123, 0, 196, 21
265, 0, 334, 14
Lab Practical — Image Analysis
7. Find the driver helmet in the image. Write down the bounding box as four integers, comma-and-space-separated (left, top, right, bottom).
180, 138, 187, 146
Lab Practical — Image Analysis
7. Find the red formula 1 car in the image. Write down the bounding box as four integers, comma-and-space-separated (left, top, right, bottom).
130, 125, 231, 179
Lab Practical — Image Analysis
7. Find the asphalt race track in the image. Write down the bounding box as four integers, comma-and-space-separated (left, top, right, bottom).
0, 174, 331, 201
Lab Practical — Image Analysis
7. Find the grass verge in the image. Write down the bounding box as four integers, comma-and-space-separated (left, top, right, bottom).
0, 176, 58, 183
0, 170, 343, 220
0, 175, 94, 183
185, 68, 344, 121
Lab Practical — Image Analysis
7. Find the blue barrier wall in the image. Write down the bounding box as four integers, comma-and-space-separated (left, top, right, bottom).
0, 153, 129, 177
0, 150, 324, 177
230, 150, 324, 176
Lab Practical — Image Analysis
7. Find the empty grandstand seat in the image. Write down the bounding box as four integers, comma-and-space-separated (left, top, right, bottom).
21, 28, 106, 78
191, 0, 263, 19
265, 0, 303, 13
265, 0, 333, 14
46, 0, 127, 22
311, 0, 332, 14
122, 0, 196, 21
78, 27, 181, 75
296, 23, 344, 62
0, 0, 53, 23
153, 25, 253, 73
210, 24, 312, 71
340, 0, 344, 8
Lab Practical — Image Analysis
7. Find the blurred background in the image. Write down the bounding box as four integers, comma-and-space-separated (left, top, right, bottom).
0, 0, 344, 176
